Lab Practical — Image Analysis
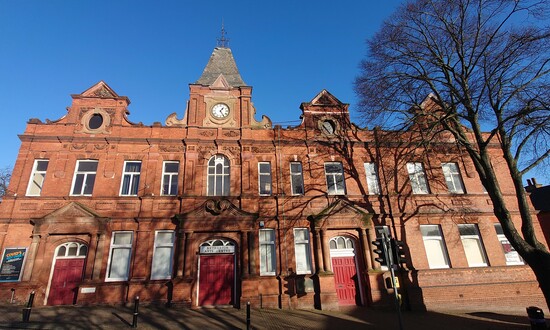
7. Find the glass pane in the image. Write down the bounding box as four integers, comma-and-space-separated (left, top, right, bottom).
57, 246, 66, 257
83, 174, 96, 195
325, 163, 341, 174
424, 240, 448, 268
29, 173, 46, 195
259, 163, 270, 173
130, 175, 140, 194
152, 247, 172, 279
125, 162, 141, 173
114, 232, 132, 245
295, 229, 308, 241
164, 162, 179, 173
295, 243, 310, 273
157, 232, 174, 245
36, 160, 49, 171
494, 224, 504, 235
420, 225, 440, 237
207, 176, 215, 195
72, 174, 84, 194
462, 238, 486, 266
79, 161, 98, 172
337, 237, 345, 249
109, 248, 130, 279
329, 240, 337, 249
68, 244, 78, 256
223, 175, 230, 195
121, 175, 131, 195
458, 224, 477, 236
169, 176, 178, 195
79, 245, 88, 257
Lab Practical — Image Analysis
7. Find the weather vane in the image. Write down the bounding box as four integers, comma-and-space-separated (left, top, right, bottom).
217, 20, 230, 48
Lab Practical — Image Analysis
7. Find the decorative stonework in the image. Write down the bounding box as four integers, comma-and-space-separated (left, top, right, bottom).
76, 108, 113, 134
159, 145, 185, 153
252, 146, 275, 154
165, 112, 186, 126
223, 130, 239, 137
199, 130, 215, 137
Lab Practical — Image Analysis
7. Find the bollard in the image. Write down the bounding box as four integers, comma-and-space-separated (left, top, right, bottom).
22, 291, 35, 322
132, 296, 140, 328
246, 301, 251, 330
10, 288, 15, 304
526, 306, 546, 330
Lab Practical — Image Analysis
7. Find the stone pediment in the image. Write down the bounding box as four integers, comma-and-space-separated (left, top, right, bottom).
80, 81, 119, 98
30, 202, 110, 235
310, 89, 344, 106
174, 199, 259, 232
308, 199, 372, 229
179, 199, 258, 219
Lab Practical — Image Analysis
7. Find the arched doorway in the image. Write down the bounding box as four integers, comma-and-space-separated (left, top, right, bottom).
47, 242, 88, 305
198, 239, 236, 306
329, 236, 362, 306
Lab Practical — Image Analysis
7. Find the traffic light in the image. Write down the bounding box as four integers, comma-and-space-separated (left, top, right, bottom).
391, 239, 407, 266
372, 238, 389, 268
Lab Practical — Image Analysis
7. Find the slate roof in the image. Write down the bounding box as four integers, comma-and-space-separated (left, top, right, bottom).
195, 47, 247, 87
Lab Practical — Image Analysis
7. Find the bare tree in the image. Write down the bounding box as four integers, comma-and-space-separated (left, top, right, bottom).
0, 166, 12, 200
355, 0, 550, 306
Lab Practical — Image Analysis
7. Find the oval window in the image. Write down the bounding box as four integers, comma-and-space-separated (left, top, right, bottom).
89, 114, 104, 130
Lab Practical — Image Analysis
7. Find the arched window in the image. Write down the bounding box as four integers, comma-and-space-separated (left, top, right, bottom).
207, 154, 230, 196
55, 242, 87, 258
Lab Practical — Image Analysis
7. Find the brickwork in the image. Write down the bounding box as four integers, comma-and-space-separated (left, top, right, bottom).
0, 46, 544, 312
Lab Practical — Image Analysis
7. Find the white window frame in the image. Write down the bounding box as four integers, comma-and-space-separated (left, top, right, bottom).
106, 231, 133, 281
151, 230, 175, 280
420, 225, 450, 269
259, 229, 276, 276
364, 162, 381, 195
494, 224, 524, 265
294, 228, 312, 274
120, 161, 141, 196
458, 224, 488, 267
290, 162, 304, 195
26, 159, 49, 196
324, 162, 346, 195
70, 160, 98, 196
442, 162, 465, 194
207, 154, 230, 196
407, 162, 430, 194
161, 161, 179, 196
258, 162, 272, 196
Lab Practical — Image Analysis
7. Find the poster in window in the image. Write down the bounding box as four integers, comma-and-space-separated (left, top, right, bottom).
0, 248, 27, 282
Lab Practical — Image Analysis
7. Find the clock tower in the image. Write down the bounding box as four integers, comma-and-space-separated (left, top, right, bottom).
166, 46, 271, 129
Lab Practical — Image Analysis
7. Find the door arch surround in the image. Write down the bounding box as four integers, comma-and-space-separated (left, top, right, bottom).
46, 242, 88, 305
329, 235, 363, 306
197, 238, 236, 306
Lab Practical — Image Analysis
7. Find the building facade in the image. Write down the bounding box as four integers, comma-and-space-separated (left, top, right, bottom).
0, 46, 545, 311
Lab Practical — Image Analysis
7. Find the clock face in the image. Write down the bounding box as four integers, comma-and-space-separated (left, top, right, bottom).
211, 103, 230, 119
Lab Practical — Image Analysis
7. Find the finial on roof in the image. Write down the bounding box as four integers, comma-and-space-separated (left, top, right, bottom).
217, 20, 230, 48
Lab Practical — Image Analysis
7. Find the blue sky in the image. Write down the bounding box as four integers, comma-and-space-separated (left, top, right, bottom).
0, 0, 546, 184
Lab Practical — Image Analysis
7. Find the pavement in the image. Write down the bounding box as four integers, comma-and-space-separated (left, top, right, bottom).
0, 303, 539, 329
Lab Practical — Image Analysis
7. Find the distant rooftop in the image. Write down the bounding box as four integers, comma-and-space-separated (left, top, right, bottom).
195, 47, 247, 87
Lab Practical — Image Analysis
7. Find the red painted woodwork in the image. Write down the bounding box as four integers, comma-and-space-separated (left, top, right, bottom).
198, 255, 234, 306
332, 256, 358, 305
48, 258, 85, 305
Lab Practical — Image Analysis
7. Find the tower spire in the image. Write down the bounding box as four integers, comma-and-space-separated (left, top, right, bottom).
217, 20, 230, 48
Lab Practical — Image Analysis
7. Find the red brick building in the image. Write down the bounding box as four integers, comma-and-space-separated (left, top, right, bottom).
0, 46, 545, 311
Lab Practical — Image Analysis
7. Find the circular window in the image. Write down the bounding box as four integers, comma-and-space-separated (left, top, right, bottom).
89, 114, 104, 130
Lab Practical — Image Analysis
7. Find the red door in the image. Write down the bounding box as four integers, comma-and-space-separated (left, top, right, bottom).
198, 255, 234, 306
48, 259, 85, 305
332, 256, 358, 305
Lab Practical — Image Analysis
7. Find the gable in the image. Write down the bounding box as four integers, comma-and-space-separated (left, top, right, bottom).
80, 81, 119, 99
